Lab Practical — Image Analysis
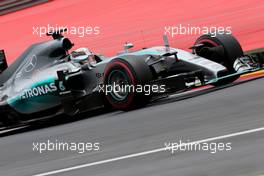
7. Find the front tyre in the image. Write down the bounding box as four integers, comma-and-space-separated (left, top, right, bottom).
103, 56, 153, 111
194, 33, 244, 85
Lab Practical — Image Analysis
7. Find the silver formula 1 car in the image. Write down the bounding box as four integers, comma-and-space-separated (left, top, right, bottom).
0, 29, 263, 125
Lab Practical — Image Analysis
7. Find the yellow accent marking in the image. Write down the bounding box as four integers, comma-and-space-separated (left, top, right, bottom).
241, 70, 264, 77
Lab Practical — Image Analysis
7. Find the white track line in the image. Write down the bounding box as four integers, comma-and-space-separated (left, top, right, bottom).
0, 126, 29, 135
33, 126, 264, 176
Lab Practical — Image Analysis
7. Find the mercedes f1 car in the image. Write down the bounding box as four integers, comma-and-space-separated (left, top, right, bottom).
0, 29, 263, 125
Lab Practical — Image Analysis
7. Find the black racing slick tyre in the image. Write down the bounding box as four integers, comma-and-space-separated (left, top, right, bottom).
1, 111, 20, 126
103, 56, 153, 111
194, 33, 244, 85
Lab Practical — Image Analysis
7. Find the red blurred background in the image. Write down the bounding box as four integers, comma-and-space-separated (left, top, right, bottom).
1, 0, 264, 64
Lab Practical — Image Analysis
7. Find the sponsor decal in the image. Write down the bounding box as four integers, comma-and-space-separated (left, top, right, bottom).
20, 83, 57, 100
24, 55, 37, 73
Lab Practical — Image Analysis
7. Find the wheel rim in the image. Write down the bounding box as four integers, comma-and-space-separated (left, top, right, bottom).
107, 69, 130, 101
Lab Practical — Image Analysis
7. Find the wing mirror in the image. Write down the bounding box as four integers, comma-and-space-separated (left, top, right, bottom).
124, 43, 134, 53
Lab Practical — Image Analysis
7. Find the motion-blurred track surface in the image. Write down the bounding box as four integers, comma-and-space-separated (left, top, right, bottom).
0, 75, 264, 176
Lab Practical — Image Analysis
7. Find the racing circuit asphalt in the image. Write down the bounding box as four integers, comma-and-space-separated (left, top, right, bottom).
0, 75, 264, 176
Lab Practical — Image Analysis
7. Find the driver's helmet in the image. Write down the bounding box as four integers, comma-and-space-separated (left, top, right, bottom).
71, 47, 96, 65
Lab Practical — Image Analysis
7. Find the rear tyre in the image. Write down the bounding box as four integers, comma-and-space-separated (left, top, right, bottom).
1, 112, 20, 127
194, 33, 243, 85
103, 56, 153, 111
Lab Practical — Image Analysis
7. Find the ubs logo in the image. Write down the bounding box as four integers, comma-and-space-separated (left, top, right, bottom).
96, 72, 104, 78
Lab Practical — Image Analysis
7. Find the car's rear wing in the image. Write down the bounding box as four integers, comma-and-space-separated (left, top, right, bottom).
0, 50, 8, 74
